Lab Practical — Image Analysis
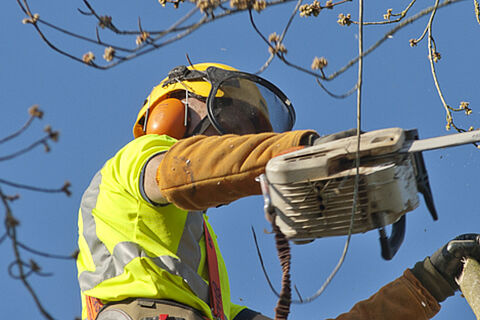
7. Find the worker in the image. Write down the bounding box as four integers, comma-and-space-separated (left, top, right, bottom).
76, 62, 480, 320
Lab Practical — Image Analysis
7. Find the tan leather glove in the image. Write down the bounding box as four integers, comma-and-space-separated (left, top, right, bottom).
157, 130, 316, 211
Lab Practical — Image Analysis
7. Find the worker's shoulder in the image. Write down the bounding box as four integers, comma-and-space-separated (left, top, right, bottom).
126, 134, 178, 148
115, 134, 178, 157
98, 135, 177, 185
102, 134, 177, 171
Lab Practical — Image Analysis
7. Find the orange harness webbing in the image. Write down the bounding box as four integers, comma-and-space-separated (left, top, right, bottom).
203, 220, 226, 320
86, 295, 104, 320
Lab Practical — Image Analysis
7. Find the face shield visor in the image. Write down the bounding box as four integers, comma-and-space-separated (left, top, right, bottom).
163, 65, 296, 135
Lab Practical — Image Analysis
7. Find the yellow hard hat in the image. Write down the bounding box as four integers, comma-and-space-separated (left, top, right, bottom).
133, 62, 295, 138
133, 63, 236, 138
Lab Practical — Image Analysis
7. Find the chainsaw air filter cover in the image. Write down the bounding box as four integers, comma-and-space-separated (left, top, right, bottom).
263, 128, 433, 244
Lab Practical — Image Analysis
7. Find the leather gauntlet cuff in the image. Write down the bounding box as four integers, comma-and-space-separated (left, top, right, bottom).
410, 257, 456, 303
157, 130, 316, 211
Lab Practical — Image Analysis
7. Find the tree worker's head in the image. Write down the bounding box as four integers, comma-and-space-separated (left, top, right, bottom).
132, 63, 296, 139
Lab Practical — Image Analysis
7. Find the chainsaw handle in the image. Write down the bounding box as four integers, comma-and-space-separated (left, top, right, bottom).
378, 215, 406, 260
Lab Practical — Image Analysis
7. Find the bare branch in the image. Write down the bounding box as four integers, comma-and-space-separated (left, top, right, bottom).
0, 178, 71, 196
328, 0, 463, 80
16, 241, 77, 260
0, 106, 43, 145
0, 107, 72, 319
350, 0, 416, 25
299, 0, 351, 18
0, 187, 55, 320
315, 78, 358, 99
8, 260, 53, 279
0, 117, 35, 145
0, 232, 7, 245
0, 128, 59, 162
18, 0, 297, 69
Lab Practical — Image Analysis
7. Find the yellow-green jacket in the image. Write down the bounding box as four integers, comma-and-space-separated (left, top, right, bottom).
76, 134, 244, 320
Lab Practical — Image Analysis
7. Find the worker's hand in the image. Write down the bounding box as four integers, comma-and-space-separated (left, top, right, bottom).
411, 233, 480, 302
430, 233, 480, 290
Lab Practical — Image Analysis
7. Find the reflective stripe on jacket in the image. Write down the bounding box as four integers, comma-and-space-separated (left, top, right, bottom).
76, 134, 244, 320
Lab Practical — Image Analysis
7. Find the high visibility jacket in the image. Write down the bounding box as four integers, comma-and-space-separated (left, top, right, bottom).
76, 134, 244, 320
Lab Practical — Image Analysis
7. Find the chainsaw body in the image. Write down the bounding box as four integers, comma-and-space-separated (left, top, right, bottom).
261, 128, 438, 259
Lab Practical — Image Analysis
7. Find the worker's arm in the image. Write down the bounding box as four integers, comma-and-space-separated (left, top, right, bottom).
226, 270, 440, 320
144, 152, 168, 204
144, 130, 316, 210
328, 269, 440, 320
218, 235, 480, 320
225, 270, 439, 320
330, 234, 480, 320
213, 269, 440, 320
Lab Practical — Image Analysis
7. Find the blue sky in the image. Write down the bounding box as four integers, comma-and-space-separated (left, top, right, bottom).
1, 0, 479, 319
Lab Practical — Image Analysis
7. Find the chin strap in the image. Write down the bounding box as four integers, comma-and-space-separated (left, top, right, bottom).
190, 117, 219, 136
190, 107, 224, 136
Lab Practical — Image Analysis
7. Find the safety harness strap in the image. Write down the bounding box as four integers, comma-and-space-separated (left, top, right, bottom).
203, 220, 226, 320
86, 295, 104, 320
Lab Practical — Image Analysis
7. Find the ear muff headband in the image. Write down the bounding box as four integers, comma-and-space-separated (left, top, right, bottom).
145, 98, 186, 139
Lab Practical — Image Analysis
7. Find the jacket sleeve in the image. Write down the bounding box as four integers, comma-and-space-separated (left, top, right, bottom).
328, 269, 440, 320
157, 130, 315, 211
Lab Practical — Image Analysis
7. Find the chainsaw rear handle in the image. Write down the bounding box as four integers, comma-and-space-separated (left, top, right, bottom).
379, 215, 406, 260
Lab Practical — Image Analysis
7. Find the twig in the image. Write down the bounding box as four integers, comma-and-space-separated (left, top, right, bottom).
17, 0, 95, 66
278, 0, 304, 44
0, 232, 7, 244
250, 0, 462, 88
414, 0, 439, 44
249, 9, 277, 59
425, 2, 455, 131
0, 135, 52, 162
256, 53, 275, 75
351, 0, 416, 25
33, 18, 135, 53
327, 0, 463, 81
18, 0, 297, 69
8, 260, 53, 279
16, 241, 77, 260
82, 0, 120, 33
0, 187, 54, 320
0, 107, 72, 319
0, 116, 35, 144
251, 0, 303, 74
0, 178, 70, 195
315, 78, 358, 99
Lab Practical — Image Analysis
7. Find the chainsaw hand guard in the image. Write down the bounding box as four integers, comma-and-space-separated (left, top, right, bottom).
379, 215, 406, 260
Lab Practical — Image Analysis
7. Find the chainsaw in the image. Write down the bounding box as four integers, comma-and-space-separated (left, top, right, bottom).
259, 128, 480, 260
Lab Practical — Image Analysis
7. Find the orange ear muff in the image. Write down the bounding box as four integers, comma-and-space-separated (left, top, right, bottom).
145, 98, 186, 139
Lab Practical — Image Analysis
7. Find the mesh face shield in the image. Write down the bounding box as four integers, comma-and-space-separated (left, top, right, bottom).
164, 65, 296, 135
